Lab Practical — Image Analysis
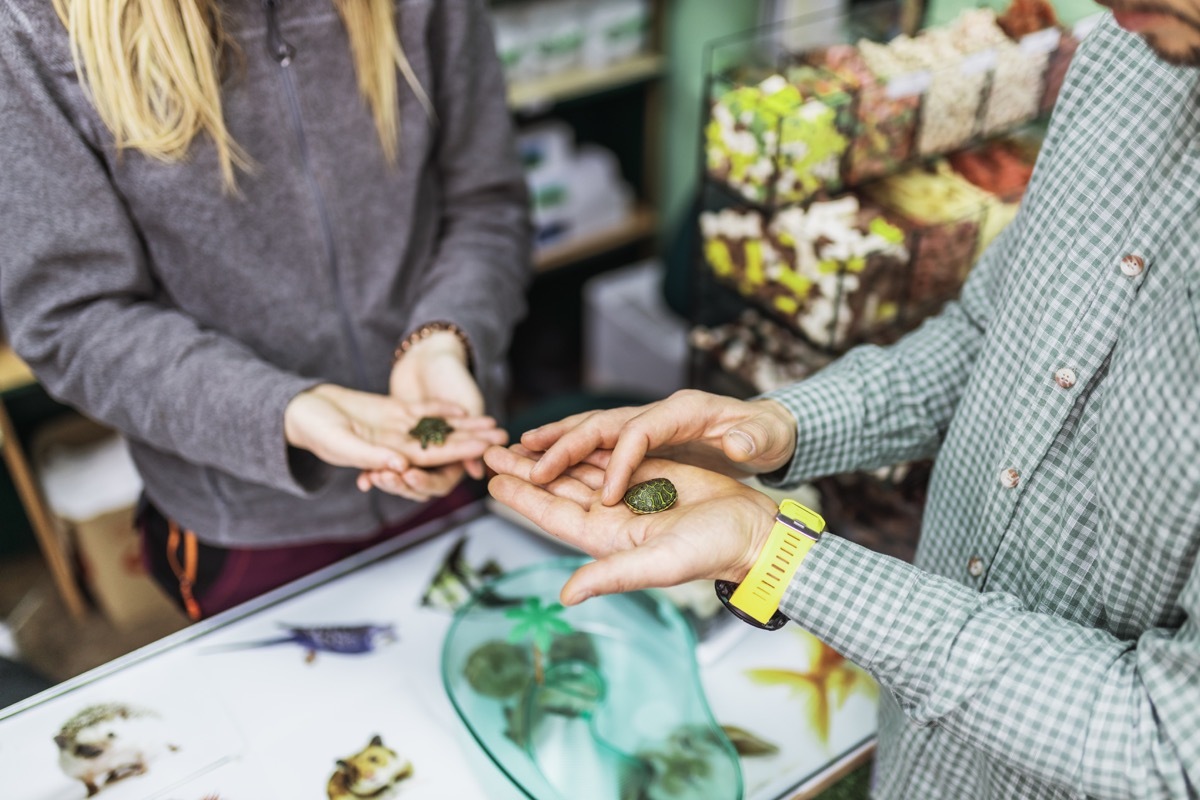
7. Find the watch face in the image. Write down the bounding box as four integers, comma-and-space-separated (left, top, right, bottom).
714, 580, 789, 631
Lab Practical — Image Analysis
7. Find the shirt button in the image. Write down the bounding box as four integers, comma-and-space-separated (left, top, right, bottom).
999, 467, 1020, 488
1054, 367, 1077, 389
1120, 254, 1145, 277
967, 556, 985, 578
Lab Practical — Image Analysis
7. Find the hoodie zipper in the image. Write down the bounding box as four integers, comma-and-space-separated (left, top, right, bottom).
262, 0, 370, 393
263, 0, 384, 523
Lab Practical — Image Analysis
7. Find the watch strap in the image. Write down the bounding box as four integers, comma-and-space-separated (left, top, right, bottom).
723, 499, 825, 627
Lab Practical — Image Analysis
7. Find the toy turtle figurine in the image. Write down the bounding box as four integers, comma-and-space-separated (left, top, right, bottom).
409, 416, 453, 449
623, 478, 678, 514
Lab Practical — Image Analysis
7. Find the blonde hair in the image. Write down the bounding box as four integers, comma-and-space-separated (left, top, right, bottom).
53, 0, 433, 189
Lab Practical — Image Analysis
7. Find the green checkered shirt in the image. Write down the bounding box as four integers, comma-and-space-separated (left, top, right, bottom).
764, 16, 1200, 800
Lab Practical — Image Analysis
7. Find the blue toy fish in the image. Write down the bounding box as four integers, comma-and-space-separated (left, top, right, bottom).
202, 623, 397, 663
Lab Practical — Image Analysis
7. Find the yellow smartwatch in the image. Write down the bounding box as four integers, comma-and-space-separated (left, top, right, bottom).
714, 499, 825, 631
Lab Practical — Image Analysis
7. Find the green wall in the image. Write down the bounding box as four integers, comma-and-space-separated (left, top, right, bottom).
657, 0, 762, 242
924, 0, 1103, 30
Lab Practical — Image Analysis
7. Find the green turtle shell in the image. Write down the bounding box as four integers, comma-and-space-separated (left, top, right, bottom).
464, 640, 530, 698
409, 416, 454, 449
623, 478, 678, 514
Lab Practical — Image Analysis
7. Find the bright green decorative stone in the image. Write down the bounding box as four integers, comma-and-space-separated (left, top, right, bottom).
409, 416, 453, 449
623, 478, 679, 514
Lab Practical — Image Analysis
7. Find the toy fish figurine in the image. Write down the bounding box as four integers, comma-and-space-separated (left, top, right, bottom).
421, 536, 515, 612
203, 624, 397, 663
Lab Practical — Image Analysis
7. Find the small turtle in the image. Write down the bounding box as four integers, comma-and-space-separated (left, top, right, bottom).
623, 478, 678, 514
409, 416, 453, 449
465, 640, 530, 698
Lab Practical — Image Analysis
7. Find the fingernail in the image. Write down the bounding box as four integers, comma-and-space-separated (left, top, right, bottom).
522, 427, 541, 438
388, 458, 405, 471
728, 430, 756, 456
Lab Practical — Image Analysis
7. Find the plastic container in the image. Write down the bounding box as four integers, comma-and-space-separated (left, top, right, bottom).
705, 69, 854, 207
700, 196, 911, 351
442, 559, 743, 800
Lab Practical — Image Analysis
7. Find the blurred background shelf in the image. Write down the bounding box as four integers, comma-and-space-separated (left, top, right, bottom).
508, 53, 666, 111
534, 205, 658, 272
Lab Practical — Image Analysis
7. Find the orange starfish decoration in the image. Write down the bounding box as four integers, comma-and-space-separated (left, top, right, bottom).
745, 630, 878, 745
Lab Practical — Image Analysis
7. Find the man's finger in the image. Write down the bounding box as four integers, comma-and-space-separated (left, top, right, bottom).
529, 425, 614, 485
485, 446, 597, 507
519, 409, 601, 451
483, 443, 539, 481
560, 544, 689, 605
367, 469, 427, 501
487, 475, 591, 544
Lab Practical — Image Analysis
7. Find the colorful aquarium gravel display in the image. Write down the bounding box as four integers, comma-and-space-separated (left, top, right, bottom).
807, 44, 920, 185
861, 161, 988, 311
701, 196, 910, 350
705, 70, 851, 206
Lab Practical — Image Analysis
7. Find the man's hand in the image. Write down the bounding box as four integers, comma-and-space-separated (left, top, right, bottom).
284, 384, 506, 499
520, 389, 798, 507
484, 444, 778, 606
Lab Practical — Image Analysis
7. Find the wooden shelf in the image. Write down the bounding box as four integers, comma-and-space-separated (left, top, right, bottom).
533, 206, 657, 273
508, 53, 665, 112
0, 345, 35, 395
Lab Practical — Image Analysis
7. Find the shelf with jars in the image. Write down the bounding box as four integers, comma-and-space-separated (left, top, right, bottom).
691, 0, 1097, 359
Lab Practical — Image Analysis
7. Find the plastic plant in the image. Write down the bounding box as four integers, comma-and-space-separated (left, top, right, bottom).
505, 597, 574, 684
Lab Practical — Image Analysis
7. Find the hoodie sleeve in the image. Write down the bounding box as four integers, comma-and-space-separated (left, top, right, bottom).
399, 0, 533, 398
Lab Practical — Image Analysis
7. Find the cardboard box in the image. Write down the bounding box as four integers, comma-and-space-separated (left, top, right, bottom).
32, 415, 186, 631
583, 260, 689, 399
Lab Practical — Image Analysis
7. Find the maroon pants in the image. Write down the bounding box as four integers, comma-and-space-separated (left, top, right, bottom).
140, 486, 475, 621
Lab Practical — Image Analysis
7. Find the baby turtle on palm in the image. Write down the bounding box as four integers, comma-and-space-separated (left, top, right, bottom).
623, 478, 678, 514
409, 416, 453, 448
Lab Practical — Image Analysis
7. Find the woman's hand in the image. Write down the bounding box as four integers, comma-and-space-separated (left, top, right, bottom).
484, 444, 778, 606
284, 384, 506, 499
369, 329, 494, 501
520, 389, 798, 508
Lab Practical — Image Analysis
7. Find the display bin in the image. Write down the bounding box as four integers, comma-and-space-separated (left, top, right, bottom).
704, 68, 856, 207
699, 195, 914, 352
911, 31, 998, 155
701, 2, 1065, 200
860, 161, 989, 317
947, 133, 1041, 260
805, 44, 921, 186
980, 35, 1051, 136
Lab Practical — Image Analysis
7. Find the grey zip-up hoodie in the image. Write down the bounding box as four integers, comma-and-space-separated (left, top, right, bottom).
0, 0, 531, 546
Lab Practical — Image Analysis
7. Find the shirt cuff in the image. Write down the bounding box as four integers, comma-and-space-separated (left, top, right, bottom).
758, 365, 865, 487
779, 534, 921, 672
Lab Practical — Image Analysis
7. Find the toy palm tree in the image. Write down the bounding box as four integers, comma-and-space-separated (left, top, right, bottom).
505, 597, 573, 684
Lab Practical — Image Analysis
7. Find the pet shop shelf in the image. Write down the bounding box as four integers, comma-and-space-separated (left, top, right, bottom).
700, 0, 1074, 210
693, 0, 1056, 358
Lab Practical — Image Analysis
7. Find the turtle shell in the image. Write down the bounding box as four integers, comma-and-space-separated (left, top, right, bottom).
623, 478, 678, 514
409, 416, 454, 449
